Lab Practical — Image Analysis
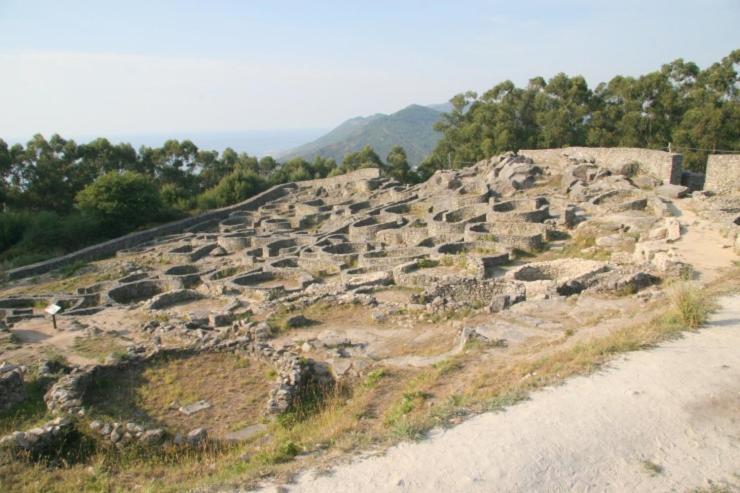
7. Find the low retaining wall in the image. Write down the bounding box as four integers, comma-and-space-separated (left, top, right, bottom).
299, 167, 380, 188
519, 147, 683, 185
704, 154, 740, 194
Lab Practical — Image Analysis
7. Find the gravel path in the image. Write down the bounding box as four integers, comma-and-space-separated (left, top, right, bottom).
260, 296, 740, 492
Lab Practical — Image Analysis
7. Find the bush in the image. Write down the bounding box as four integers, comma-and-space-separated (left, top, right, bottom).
0, 211, 32, 251
0, 211, 105, 269
195, 168, 265, 211
670, 282, 710, 329
76, 171, 163, 235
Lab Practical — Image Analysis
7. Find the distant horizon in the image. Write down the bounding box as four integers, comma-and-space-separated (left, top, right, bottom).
2, 101, 448, 157
3, 127, 331, 157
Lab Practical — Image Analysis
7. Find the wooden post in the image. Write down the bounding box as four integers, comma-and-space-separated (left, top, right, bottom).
52, 314, 57, 331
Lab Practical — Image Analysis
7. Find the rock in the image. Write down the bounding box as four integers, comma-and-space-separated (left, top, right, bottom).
596, 234, 626, 248
285, 315, 312, 329
209, 312, 234, 327
210, 246, 228, 257
109, 430, 122, 443
488, 295, 511, 313
0, 364, 25, 411
139, 429, 165, 445
223, 423, 267, 442
126, 422, 144, 434
317, 330, 350, 348
225, 299, 242, 312
328, 358, 352, 378
656, 184, 689, 199
179, 400, 211, 416
632, 175, 660, 190
99, 423, 112, 436
665, 218, 681, 242
38, 359, 71, 378
186, 428, 207, 445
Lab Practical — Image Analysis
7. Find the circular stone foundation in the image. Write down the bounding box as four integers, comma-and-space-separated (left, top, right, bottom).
83, 352, 274, 438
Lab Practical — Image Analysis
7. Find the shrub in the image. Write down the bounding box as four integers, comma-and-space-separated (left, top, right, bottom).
196, 168, 265, 211
75, 171, 163, 235
670, 282, 710, 329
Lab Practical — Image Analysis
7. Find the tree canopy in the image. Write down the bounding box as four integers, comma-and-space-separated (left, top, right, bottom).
420, 49, 739, 177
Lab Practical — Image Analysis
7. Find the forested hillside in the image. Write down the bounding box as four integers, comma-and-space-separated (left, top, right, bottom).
279, 104, 443, 166
418, 49, 739, 179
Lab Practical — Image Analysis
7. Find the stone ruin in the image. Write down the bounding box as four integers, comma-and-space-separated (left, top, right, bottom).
1, 148, 737, 459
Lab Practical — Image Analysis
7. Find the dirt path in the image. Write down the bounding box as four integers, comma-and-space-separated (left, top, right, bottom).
260, 296, 740, 492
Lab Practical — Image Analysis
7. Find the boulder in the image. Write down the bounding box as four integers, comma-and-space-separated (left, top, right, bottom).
186, 428, 207, 445
656, 184, 689, 199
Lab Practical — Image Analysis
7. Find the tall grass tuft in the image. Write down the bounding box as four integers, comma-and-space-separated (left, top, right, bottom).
670, 281, 711, 329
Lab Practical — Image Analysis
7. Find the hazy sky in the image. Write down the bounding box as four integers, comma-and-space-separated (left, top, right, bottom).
1, 0, 738, 139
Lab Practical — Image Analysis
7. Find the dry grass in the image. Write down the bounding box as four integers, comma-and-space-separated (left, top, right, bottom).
85, 352, 274, 437
71, 335, 127, 362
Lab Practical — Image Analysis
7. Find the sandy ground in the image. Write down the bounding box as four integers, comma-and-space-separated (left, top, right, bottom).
258, 295, 740, 493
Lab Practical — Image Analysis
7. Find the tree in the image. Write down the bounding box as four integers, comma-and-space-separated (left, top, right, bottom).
386, 145, 413, 183
75, 171, 163, 235
196, 167, 265, 210
341, 145, 384, 171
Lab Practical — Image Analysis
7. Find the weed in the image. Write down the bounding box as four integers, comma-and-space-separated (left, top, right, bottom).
416, 258, 439, 269
486, 390, 529, 412
669, 282, 710, 329
389, 417, 429, 440
641, 459, 663, 476
57, 261, 89, 278
254, 440, 300, 464
364, 368, 388, 388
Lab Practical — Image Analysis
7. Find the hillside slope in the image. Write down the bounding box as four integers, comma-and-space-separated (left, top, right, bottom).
278, 104, 444, 166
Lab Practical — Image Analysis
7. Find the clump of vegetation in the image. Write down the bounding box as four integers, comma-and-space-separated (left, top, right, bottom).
416, 258, 439, 269
668, 281, 711, 329
641, 459, 664, 476
418, 49, 739, 178
363, 368, 389, 388
75, 171, 166, 236
254, 439, 301, 465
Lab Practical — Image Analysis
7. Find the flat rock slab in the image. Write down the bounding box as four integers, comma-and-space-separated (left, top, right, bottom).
223, 423, 267, 442
178, 400, 211, 416
656, 184, 689, 199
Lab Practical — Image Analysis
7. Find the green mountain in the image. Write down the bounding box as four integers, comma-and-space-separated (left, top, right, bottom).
278, 104, 445, 166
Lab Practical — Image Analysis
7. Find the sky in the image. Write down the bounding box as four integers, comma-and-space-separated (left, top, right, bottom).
0, 0, 738, 142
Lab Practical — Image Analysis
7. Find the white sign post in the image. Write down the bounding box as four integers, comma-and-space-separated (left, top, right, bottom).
45, 303, 61, 330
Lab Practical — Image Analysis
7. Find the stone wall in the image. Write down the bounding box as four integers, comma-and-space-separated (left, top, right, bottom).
704, 154, 740, 194
518, 147, 683, 185
299, 167, 380, 188
0, 364, 25, 411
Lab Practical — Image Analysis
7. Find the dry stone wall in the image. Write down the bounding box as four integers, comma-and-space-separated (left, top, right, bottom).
518, 147, 683, 185
704, 154, 740, 194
